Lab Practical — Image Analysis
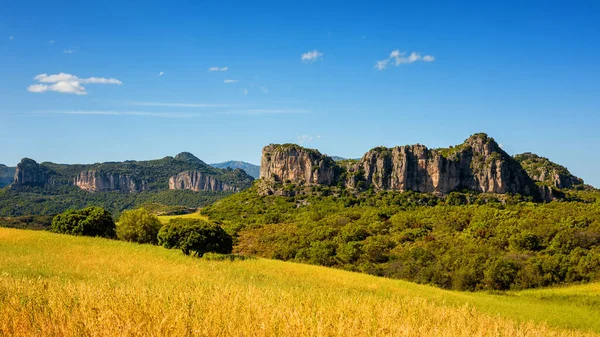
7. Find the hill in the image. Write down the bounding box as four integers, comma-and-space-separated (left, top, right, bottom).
201, 184, 600, 291
211, 160, 260, 179
0, 152, 254, 216
259, 133, 592, 201
515, 152, 585, 189
0, 164, 14, 188
0, 228, 598, 336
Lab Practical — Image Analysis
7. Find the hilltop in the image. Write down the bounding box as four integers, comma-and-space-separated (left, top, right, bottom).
0, 152, 254, 216
259, 133, 588, 199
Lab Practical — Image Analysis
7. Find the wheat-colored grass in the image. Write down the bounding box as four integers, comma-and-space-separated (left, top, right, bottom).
0, 228, 597, 337
157, 211, 210, 224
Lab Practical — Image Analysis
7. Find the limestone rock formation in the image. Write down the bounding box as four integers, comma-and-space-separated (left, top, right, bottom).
259, 134, 539, 198
13, 158, 50, 186
74, 170, 147, 192
169, 171, 239, 192
260, 144, 337, 185
514, 153, 583, 189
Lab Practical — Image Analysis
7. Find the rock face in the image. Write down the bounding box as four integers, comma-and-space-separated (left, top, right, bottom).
74, 170, 147, 192
169, 171, 239, 192
514, 153, 583, 189
259, 134, 539, 197
260, 144, 337, 185
13, 158, 50, 186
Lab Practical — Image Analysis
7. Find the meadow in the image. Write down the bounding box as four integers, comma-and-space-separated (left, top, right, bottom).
1, 228, 599, 336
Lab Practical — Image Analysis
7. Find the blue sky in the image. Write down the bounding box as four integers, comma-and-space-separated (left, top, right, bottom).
1, 0, 600, 186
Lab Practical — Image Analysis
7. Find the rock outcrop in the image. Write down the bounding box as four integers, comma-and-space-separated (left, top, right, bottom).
260, 144, 337, 185
13, 158, 50, 186
514, 153, 583, 189
169, 171, 239, 192
74, 170, 147, 192
259, 134, 539, 197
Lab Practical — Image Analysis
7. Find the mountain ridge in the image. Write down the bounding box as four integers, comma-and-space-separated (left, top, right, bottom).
259, 133, 587, 199
210, 161, 260, 179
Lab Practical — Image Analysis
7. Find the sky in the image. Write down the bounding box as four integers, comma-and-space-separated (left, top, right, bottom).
1, 0, 600, 186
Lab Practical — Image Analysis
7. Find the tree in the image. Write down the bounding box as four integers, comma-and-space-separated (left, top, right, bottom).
157, 218, 233, 257
51, 206, 116, 238
116, 208, 162, 244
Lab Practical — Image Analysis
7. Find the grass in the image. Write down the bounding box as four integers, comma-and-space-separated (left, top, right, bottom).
157, 211, 210, 224
0, 228, 599, 337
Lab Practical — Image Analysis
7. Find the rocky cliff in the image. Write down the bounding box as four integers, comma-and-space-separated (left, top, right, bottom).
13, 159, 51, 186
169, 171, 240, 192
260, 134, 539, 197
260, 144, 337, 185
514, 153, 583, 189
74, 170, 148, 192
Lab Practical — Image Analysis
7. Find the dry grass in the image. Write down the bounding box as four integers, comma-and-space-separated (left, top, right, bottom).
0, 228, 597, 337
157, 211, 210, 224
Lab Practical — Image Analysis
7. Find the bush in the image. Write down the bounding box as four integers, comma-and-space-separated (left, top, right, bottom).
51, 206, 116, 238
157, 219, 233, 257
116, 208, 162, 244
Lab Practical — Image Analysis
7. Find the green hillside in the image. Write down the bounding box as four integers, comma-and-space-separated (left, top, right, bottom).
0, 228, 598, 336
201, 185, 600, 291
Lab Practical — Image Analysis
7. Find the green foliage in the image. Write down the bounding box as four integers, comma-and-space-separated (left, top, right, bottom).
116, 208, 162, 244
202, 186, 600, 291
157, 218, 233, 257
0, 184, 231, 217
51, 206, 116, 238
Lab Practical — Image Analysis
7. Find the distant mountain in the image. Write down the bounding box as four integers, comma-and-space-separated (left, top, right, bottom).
0, 152, 254, 216
0, 164, 15, 188
211, 161, 260, 179
330, 156, 348, 162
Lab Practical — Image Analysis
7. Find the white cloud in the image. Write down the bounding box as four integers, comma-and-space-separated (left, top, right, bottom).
375, 59, 390, 70
224, 79, 238, 83
47, 110, 193, 118
261, 86, 269, 94
129, 102, 229, 108
46, 40, 55, 44
297, 134, 322, 144
375, 50, 435, 70
301, 50, 324, 63
208, 66, 228, 72
219, 109, 309, 115
9, 36, 14, 40
63, 49, 75, 54
27, 72, 123, 95
158, 71, 164, 77
242, 88, 248, 95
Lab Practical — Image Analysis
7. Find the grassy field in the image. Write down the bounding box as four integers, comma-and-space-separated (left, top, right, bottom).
157, 211, 210, 224
0, 228, 599, 336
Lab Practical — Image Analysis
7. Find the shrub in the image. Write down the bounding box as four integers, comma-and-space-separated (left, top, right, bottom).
116, 208, 162, 244
158, 219, 233, 257
51, 206, 116, 238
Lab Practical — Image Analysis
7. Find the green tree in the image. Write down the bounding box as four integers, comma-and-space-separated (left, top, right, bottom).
51, 206, 116, 238
116, 208, 162, 244
157, 219, 233, 257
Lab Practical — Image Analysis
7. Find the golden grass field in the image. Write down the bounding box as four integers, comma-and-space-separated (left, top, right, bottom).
157, 211, 210, 224
1, 227, 599, 337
